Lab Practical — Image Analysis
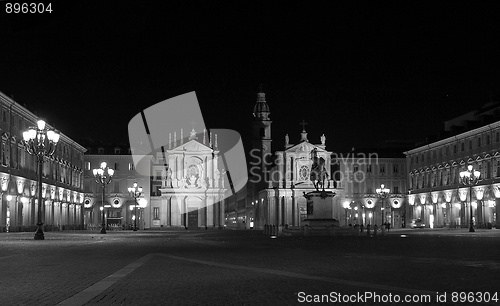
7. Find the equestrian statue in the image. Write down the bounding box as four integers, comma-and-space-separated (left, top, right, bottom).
309, 148, 329, 192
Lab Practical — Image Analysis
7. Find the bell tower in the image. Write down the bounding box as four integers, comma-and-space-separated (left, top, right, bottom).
251, 86, 272, 185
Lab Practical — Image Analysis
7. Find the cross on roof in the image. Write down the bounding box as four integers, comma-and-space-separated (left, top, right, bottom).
300, 119, 307, 132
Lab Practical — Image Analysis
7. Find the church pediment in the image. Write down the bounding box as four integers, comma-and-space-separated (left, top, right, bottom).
168, 139, 213, 154
285, 141, 326, 154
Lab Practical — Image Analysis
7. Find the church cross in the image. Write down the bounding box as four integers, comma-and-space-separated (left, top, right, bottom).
300, 119, 307, 132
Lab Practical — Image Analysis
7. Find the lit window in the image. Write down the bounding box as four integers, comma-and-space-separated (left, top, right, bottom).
85, 162, 90, 170
128, 163, 134, 170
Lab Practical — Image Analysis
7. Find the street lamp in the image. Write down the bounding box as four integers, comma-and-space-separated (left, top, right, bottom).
93, 162, 114, 234
128, 182, 142, 231
459, 165, 480, 232
376, 184, 390, 226
23, 120, 60, 240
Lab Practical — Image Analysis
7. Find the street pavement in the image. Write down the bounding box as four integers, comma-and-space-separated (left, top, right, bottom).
0, 228, 499, 306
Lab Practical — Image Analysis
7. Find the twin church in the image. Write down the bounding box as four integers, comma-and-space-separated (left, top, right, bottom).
147, 89, 344, 230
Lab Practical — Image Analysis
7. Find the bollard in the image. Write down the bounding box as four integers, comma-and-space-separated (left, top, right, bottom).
373, 224, 378, 236
367, 224, 371, 236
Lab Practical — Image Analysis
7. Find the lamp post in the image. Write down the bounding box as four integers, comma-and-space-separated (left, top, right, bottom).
459, 165, 480, 232
23, 120, 60, 240
93, 162, 114, 234
128, 182, 142, 231
376, 184, 390, 226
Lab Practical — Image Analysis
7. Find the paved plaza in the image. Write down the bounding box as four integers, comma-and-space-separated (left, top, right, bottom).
0, 228, 499, 305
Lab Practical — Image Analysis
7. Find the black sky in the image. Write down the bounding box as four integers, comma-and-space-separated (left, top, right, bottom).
1, 2, 500, 153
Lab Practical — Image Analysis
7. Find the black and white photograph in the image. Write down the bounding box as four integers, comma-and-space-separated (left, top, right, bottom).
1, 2, 499, 305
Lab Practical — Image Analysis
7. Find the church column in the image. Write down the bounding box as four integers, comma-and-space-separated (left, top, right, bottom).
220, 196, 225, 228
292, 191, 299, 226
176, 156, 182, 187
169, 155, 177, 187
207, 156, 213, 187
201, 196, 207, 228
176, 196, 184, 227
167, 196, 171, 226
284, 192, 293, 226
277, 152, 284, 188
206, 196, 214, 227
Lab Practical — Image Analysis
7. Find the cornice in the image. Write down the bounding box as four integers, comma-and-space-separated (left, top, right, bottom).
405, 121, 500, 155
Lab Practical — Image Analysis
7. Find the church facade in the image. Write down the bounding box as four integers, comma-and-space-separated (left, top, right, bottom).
248, 90, 344, 230
149, 129, 227, 229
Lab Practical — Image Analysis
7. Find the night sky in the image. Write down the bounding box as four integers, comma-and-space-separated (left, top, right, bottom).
1, 2, 500, 154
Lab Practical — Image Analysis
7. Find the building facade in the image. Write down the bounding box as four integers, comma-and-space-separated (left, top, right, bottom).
149, 128, 227, 229
248, 90, 343, 230
405, 103, 500, 229
0, 91, 86, 232
83, 144, 150, 230
336, 150, 408, 228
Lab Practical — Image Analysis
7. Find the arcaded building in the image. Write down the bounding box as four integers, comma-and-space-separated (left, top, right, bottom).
0, 91, 86, 232
405, 101, 500, 229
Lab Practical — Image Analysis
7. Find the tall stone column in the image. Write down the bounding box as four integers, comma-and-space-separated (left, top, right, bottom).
206, 196, 214, 227
169, 155, 177, 187
207, 156, 213, 187
277, 152, 284, 188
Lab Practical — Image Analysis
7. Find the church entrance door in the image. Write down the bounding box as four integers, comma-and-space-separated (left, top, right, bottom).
188, 210, 199, 229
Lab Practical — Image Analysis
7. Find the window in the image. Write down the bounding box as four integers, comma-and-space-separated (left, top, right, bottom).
367, 165, 372, 173
153, 207, 159, 220
98, 147, 104, 154
114, 163, 120, 171
487, 135, 491, 145
115, 148, 121, 154
366, 188, 372, 194
85, 162, 90, 170
393, 186, 399, 193
128, 163, 134, 171
454, 145, 457, 154
393, 165, 398, 173
380, 165, 385, 174
478, 137, 482, 147
469, 140, 472, 150
461, 142, 464, 151
353, 165, 359, 173
155, 170, 162, 180
112, 180, 119, 192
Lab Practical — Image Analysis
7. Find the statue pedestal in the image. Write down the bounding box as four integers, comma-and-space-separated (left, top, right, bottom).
301, 191, 339, 231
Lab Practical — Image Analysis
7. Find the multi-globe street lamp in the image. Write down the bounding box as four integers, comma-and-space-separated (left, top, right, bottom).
93, 162, 114, 234
23, 120, 60, 240
459, 165, 481, 232
376, 184, 390, 227
128, 182, 142, 231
